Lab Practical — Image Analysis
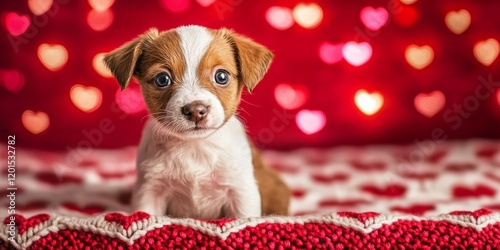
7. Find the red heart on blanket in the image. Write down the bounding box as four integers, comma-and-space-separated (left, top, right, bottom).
445, 163, 476, 172
3, 214, 50, 234
311, 173, 349, 184
449, 209, 492, 219
391, 204, 435, 216
337, 212, 379, 223
361, 184, 406, 197
62, 203, 106, 215
453, 185, 496, 198
476, 146, 498, 158
350, 161, 386, 171
105, 211, 150, 229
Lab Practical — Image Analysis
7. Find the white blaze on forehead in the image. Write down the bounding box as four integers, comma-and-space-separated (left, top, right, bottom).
176, 25, 213, 87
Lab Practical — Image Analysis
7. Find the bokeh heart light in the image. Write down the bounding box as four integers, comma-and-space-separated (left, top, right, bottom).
88, 0, 115, 11
4, 12, 30, 36
266, 6, 294, 30
22, 110, 50, 135
37, 43, 68, 71
0, 69, 25, 93
360, 7, 388, 31
318, 42, 344, 64
296, 109, 326, 135
28, 0, 53, 15
70, 84, 103, 113
115, 85, 147, 115
93, 53, 112, 78
342, 42, 372, 67
445, 9, 471, 35
414, 91, 446, 118
87, 9, 114, 31
355, 89, 384, 116
405, 45, 434, 70
292, 3, 323, 29
274, 83, 309, 110
474, 38, 499, 66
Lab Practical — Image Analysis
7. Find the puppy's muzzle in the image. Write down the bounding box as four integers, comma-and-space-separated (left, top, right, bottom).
181, 101, 210, 123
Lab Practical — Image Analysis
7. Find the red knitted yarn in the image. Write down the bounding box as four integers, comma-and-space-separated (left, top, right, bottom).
104, 211, 150, 229
337, 212, 379, 223
450, 208, 492, 219
3, 214, 50, 234
19, 220, 500, 249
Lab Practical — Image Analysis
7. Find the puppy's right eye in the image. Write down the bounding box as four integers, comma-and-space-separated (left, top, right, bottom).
154, 73, 172, 88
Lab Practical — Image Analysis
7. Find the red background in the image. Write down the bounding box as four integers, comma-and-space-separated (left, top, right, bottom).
1, 0, 500, 150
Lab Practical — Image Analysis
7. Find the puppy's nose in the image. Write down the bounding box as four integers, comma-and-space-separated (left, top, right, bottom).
181, 101, 209, 123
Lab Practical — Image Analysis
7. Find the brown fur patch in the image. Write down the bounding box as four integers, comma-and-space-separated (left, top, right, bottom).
197, 29, 242, 120
250, 140, 291, 215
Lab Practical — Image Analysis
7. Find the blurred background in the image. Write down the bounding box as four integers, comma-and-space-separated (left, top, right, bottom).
1, 0, 499, 150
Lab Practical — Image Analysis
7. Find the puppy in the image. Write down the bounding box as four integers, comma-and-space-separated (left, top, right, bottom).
104, 25, 290, 219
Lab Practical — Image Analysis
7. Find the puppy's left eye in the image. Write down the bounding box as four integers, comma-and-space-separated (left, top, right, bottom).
214, 69, 230, 86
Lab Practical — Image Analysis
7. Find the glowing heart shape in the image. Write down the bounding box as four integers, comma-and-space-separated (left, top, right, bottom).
87, 9, 114, 31
0, 69, 25, 93
116, 85, 146, 114
266, 6, 294, 30
4, 12, 30, 36
474, 38, 499, 66
405, 45, 434, 70
360, 7, 388, 31
355, 89, 384, 116
22, 110, 50, 134
296, 109, 326, 135
70, 84, 102, 113
318, 42, 343, 64
400, 0, 417, 4
292, 3, 323, 29
275, 83, 309, 110
161, 0, 191, 13
196, 0, 216, 7
37, 44, 68, 71
445, 9, 471, 35
414, 91, 446, 118
93, 53, 112, 77
28, 0, 53, 15
88, 0, 115, 11
342, 42, 372, 67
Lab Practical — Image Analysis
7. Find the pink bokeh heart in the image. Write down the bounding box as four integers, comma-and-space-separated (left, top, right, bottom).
0, 69, 25, 93
296, 109, 326, 135
360, 7, 388, 31
115, 85, 146, 115
275, 83, 309, 110
266, 6, 294, 30
196, 0, 216, 7
342, 42, 372, 66
414, 91, 446, 118
318, 42, 343, 64
4, 12, 30, 36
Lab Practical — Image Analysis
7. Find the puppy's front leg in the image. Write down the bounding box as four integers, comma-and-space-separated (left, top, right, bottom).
227, 178, 262, 218
131, 180, 169, 216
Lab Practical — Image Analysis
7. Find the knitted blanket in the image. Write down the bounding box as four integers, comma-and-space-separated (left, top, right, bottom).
1, 139, 500, 248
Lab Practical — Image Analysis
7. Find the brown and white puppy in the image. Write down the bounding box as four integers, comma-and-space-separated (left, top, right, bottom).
104, 25, 290, 219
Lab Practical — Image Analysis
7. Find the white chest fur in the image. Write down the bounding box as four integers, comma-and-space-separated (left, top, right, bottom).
132, 116, 261, 219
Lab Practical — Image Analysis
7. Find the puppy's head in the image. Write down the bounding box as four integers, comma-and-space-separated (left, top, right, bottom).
104, 25, 273, 139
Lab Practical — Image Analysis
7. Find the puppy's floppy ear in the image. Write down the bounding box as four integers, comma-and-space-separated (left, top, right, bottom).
103, 28, 159, 90
225, 29, 274, 93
